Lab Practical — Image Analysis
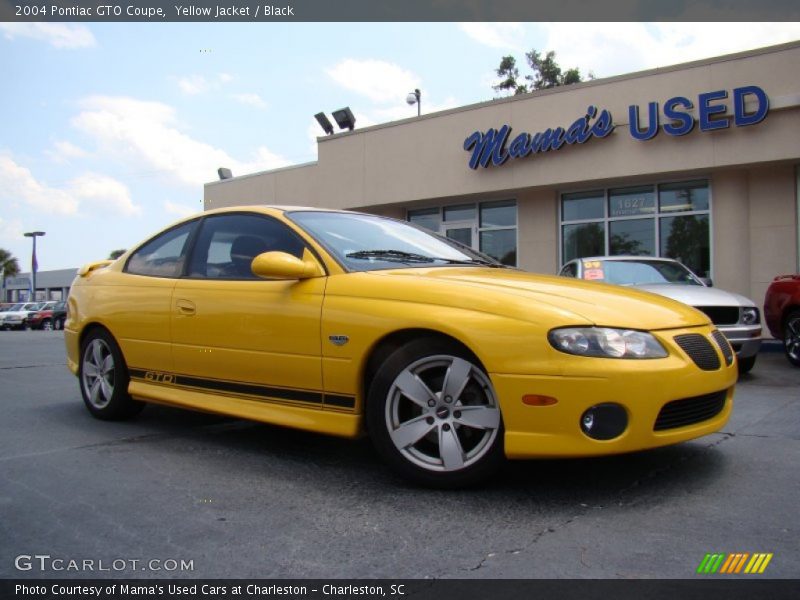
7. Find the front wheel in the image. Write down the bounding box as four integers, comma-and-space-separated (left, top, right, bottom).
79, 329, 144, 420
737, 355, 757, 375
784, 310, 800, 368
367, 338, 504, 488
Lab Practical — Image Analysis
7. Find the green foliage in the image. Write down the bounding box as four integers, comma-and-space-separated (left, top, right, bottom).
0, 248, 21, 279
108, 249, 127, 260
494, 49, 593, 96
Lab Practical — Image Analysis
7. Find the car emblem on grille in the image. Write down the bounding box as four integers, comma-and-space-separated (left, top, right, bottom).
329, 335, 349, 346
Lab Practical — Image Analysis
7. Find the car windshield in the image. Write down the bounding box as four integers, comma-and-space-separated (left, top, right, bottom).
9, 303, 24, 311
597, 260, 702, 286
288, 211, 502, 272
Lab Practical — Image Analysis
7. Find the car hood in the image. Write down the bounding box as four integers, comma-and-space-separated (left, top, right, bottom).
633, 283, 756, 308
361, 267, 710, 330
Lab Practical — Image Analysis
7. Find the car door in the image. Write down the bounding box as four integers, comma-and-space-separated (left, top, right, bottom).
170, 212, 326, 407
116, 219, 198, 374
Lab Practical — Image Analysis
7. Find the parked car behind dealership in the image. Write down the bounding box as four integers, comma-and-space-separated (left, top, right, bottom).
1, 302, 47, 330
559, 256, 762, 374
764, 274, 800, 367
25, 301, 67, 331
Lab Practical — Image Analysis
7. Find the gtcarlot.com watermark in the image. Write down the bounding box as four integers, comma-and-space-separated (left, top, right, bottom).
14, 554, 194, 573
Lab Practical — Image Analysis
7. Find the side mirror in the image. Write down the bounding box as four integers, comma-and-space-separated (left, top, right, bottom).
699, 277, 713, 287
251, 250, 323, 280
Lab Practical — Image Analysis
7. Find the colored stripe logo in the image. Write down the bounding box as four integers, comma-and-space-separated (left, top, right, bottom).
697, 553, 773, 574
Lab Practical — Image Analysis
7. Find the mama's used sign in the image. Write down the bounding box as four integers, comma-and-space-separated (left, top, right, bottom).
463, 85, 769, 170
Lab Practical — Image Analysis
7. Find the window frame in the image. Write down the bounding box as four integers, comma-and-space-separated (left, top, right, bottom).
558, 178, 713, 277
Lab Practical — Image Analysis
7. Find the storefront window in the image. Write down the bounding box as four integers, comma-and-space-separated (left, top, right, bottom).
660, 214, 710, 276
408, 200, 517, 266
609, 218, 655, 256
562, 191, 604, 221
560, 180, 711, 274
408, 207, 440, 231
562, 223, 605, 261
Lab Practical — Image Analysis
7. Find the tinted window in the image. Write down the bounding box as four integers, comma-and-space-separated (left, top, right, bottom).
187, 214, 306, 280
560, 263, 578, 278
126, 221, 196, 278
562, 191, 604, 221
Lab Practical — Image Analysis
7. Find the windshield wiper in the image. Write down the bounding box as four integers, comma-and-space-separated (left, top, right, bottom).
345, 249, 503, 267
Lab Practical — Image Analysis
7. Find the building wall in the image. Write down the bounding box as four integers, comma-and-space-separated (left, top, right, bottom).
205, 42, 800, 312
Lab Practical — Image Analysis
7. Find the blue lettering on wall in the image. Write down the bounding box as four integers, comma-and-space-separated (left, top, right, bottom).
464, 106, 614, 170
627, 85, 769, 141
466, 86, 769, 168
733, 86, 769, 126
663, 96, 694, 136
629, 102, 659, 140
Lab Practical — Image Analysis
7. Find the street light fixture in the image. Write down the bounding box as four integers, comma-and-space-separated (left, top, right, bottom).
406, 88, 421, 117
23, 231, 45, 302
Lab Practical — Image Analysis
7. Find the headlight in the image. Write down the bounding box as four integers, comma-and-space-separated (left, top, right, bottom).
741, 307, 759, 325
549, 327, 668, 359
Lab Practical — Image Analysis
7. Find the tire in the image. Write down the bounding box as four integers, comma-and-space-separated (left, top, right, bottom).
55, 317, 65, 331
784, 310, 800, 368
737, 355, 756, 375
366, 338, 504, 488
41, 319, 52, 331
79, 328, 145, 420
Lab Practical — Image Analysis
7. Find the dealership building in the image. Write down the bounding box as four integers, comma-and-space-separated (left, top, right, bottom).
204, 41, 800, 309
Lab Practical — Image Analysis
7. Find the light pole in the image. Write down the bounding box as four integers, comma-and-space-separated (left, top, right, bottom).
406, 88, 421, 117
24, 231, 45, 302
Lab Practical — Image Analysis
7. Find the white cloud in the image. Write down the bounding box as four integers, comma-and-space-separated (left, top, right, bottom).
0, 216, 24, 248
177, 72, 235, 95
535, 23, 800, 79
71, 95, 289, 186
231, 93, 268, 110
458, 23, 526, 51
70, 173, 140, 216
0, 155, 139, 217
0, 155, 78, 215
164, 200, 198, 218
326, 59, 421, 104
46, 140, 89, 164
0, 23, 96, 49
178, 75, 209, 95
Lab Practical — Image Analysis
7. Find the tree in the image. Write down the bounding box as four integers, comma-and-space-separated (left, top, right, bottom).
108, 249, 127, 260
0, 248, 21, 279
493, 49, 593, 96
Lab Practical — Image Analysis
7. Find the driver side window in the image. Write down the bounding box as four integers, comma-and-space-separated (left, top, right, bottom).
188, 214, 306, 280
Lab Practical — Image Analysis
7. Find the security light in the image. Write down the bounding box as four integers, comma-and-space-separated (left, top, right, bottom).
218, 168, 233, 180
332, 107, 356, 131
314, 112, 335, 135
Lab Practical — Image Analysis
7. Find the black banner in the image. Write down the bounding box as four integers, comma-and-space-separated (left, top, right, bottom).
1, 0, 800, 22
3, 580, 800, 600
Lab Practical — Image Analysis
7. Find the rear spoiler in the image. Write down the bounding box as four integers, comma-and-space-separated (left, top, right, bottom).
77, 260, 114, 277
772, 274, 800, 281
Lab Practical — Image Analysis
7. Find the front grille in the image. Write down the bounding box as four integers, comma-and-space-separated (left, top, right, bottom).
711, 330, 734, 366
674, 334, 721, 371
654, 390, 728, 431
696, 306, 740, 325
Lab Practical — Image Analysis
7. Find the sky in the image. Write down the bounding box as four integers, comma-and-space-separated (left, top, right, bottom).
1, 21, 800, 272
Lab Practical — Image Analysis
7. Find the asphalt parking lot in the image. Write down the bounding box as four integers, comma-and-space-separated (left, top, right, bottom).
0, 331, 798, 579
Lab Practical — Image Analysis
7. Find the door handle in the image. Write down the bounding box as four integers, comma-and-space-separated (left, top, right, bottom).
176, 299, 196, 315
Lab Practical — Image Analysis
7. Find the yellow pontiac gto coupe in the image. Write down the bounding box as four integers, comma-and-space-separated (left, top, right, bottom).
65, 207, 737, 487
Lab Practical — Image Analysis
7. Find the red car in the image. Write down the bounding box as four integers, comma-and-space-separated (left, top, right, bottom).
25, 301, 67, 331
764, 274, 800, 367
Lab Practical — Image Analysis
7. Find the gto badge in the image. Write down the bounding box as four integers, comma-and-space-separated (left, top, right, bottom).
329, 335, 349, 346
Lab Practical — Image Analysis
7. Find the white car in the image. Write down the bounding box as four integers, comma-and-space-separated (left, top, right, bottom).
559, 256, 762, 373
1, 302, 48, 330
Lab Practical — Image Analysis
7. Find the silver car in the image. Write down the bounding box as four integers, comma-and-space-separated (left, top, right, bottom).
559, 256, 762, 373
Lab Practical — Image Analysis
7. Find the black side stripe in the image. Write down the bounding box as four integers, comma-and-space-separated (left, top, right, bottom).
129, 368, 355, 409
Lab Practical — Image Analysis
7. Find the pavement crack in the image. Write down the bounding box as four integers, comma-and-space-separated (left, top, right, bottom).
0, 363, 66, 370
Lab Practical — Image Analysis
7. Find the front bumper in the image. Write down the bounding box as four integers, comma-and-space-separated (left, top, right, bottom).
719, 324, 762, 358
492, 324, 738, 459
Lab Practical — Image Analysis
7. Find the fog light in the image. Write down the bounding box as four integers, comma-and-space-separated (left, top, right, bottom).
580, 404, 628, 440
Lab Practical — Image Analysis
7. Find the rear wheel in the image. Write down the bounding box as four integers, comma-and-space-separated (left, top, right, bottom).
41, 319, 52, 331
367, 338, 504, 488
79, 329, 144, 420
784, 310, 800, 368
